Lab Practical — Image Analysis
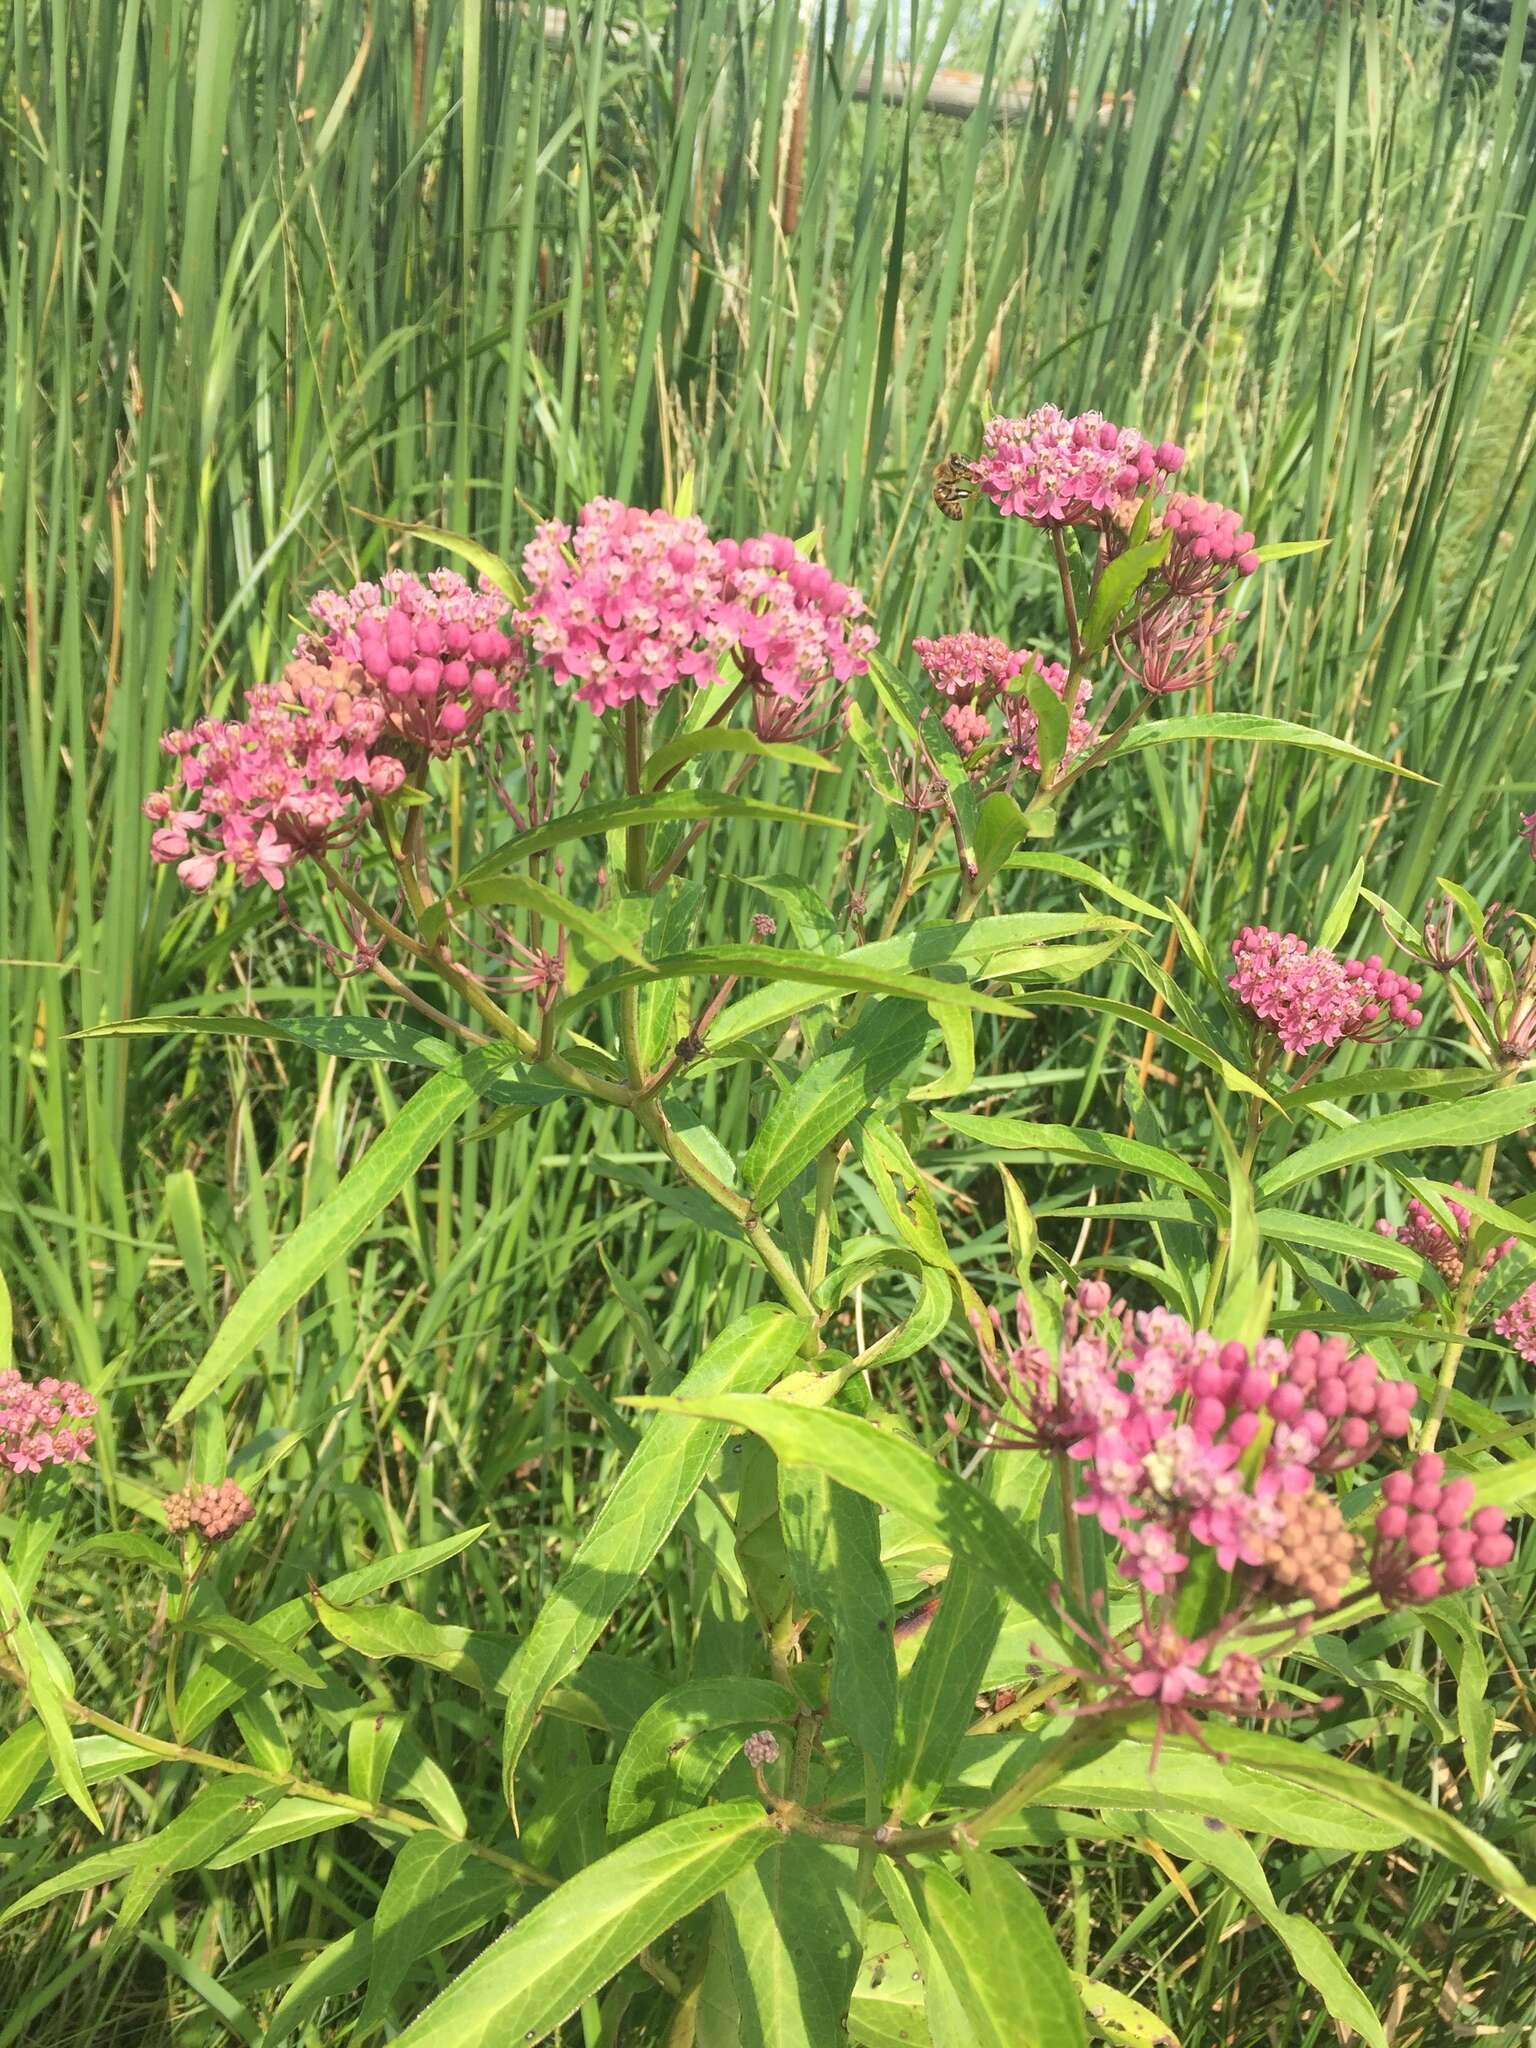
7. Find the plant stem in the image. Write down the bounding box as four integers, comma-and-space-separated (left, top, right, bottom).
0, 1651, 553, 1890
1199, 1094, 1265, 1323
1419, 1067, 1518, 1452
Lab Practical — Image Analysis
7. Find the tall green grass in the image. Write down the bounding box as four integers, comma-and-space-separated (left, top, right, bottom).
3, 0, 1535, 2038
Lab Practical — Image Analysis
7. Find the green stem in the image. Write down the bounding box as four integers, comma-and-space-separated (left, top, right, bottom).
1, 1651, 552, 1890
630, 1095, 818, 1322
1420, 1067, 1518, 1452
1199, 1095, 1265, 1324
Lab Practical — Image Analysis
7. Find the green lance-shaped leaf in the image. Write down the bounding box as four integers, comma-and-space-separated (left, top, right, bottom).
387, 1804, 779, 2048
950, 1730, 1406, 1851
572, 943, 1037, 1024
779, 1467, 897, 1775
1210, 1726, 1536, 1919
638, 877, 706, 1071
315, 1594, 517, 1695
358, 1835, 475, 2036
709, 912, 1138, 1049
938, 1110, 1227, 1213
1150, 1816, 1386, 2047
458, 792, 857, 887
167, 1055, 502, 1423
744, 998, 934, 1207
707, 1835, 862, 2048
920, 1852, 1088, 2048
173, 1526, 490, 1742
1115, 712, 1429, 781
203, 1796, 348, 1869
1023, 671, 1072, 782
1079, 529, 1171, 655
972, 790, 1032, 894
1256, 1083, 1536, 1200
642, 1397, 1064, 1657
175, 1611, 324, 1690
607, 1678, 794, 1838
104, 1781, 285, 1951
79, 1013, 572, 1108
884, 1561, 1003, 1824
0, 1562, 99, 1829
643, 725, 832, 788
501, 1307, 808, 1806
264, 1858, 519, 2048
456, 872, 649, 966
1071, 1975, 1182, 2047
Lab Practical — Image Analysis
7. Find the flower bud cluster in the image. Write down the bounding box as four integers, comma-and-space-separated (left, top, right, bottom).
300, 569, 523, 753
1370, 1455, 1512, 1604
1162, 493, 1261, 584
1370, 1185, 1513, 1288
164, 1478, 255, 1543
0, 1369, 96, 1474
1229, 927, 1423, 1057
1494, 1283, 1536, 1365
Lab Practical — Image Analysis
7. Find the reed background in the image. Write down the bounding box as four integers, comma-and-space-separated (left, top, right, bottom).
4, 0, 1536, 2040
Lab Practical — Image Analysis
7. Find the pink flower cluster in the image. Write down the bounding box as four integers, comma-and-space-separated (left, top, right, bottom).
951, 1288, 1417, 1600
975, 404, 1185, 527
1062, 1307, 1414, 1595
147, 660, 406, 892
1371, 1185, 1513, 1288
1228, 927, 1424, 1057
1162, 493, 1261, 585
0, 1369, 96, 1475
519, 500, 874, 716
298, 569, 523, 754
164, 1478, 255, 1542
1494, 1283, 1536, 1365
1370, 1454, 1512, 1604
911, 632, 1093, 771
911, 630, 1022, 702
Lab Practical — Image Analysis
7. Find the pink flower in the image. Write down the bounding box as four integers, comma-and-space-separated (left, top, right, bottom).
974, 404, 1184, 528
913, 631, 1021, 703
298, 568, 524, 756
913, 632, 1092, 775
519, 501, 874, 716
0, 1368, 97, 1476
1494, 1282, 1536, 1365
1521, 812, 1536, 858
147, 657, 401, 893
1228, 927, 1423, 1058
